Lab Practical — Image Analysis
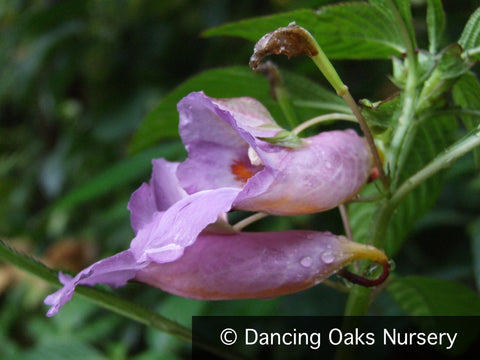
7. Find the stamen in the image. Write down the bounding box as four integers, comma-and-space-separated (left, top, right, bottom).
231, 160, 255, 183
248, 147, 263, 166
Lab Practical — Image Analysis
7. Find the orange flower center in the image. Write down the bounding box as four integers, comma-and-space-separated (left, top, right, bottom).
231, 160, 255, 184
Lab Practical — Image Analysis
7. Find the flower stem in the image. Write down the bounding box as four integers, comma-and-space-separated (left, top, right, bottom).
339, 204, 353, 241
232, 212, 268, 231
0, 239, 244, 360
341, 91, 389, 191
305, 35, 389, 191
292, 113, 357, 135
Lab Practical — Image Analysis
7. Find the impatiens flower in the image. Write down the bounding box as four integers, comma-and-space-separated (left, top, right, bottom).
45, 160, 388, 316
176, 91, 373, 215
44, 92, 383, 316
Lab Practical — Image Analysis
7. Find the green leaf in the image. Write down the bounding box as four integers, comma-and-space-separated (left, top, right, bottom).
283, 69, 349, 115
417, 44, 471, 110
458, 7, 480, 60
50, 144, 184, 212
452, 71, 480, 165
390, 51, 436, 90
369, 0, 417, 50
128, 66, 346, 154
350, 113, 456, 256
388, 276, 480, 355
388, 276, 480, 316
452, 71, 480, 129
203, 4, 404, 59
426, 0, 446, 54
360, 94, 401, 135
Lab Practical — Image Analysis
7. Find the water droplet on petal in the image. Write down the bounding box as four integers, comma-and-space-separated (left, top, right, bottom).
321, 251, 335, 264
300, 256, 313, 267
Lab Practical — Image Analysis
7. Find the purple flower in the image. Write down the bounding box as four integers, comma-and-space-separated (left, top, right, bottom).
177, 91, 373, 215
45, 161, 386, 316
44, 92, 378, 316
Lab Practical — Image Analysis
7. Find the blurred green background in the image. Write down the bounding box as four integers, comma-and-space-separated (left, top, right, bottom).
1, 1, 479, 359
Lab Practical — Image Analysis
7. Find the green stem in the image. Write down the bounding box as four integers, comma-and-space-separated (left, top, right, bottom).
310, 47, 347, 96
372, 126, 480, 252
342, 91, 389, 191
292, 113, 357, 135
343, 285, 371, 316
390, 127, 480, 209
0, 239, 243, 360
462, 45, 480, 59
336, 128, 480, 360
385, 0, 419, 187
347, 126, 480, 294
334, 286, 371, 360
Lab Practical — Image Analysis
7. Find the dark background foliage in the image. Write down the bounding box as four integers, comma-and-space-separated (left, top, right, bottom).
1, 1, 479, 359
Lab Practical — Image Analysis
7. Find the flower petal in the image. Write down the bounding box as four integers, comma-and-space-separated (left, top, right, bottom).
128, 159, 186, 233
135, 231, 387, 299
176, 92, 276, 193
45, 186, 240, 317
236, 129, 372, 215
44, 250, 141, 317
176, 92, 372, 215
130, 187, 241, 263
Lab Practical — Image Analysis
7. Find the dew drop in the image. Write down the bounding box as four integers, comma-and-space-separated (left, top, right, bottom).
388, 259, 396, 272
324, 161, 333, 170
300, 256, 313, 268
321, 251, 335, 264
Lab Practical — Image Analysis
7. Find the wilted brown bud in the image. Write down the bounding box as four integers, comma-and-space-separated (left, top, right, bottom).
249, 23, 320, 70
